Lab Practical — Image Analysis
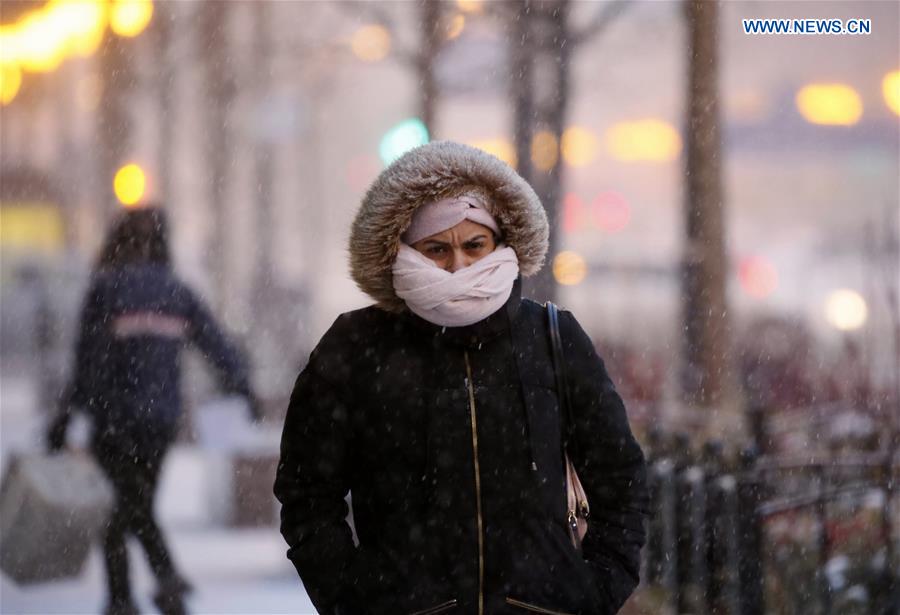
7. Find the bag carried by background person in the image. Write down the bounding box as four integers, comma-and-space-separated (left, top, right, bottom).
0, 451, 113, 584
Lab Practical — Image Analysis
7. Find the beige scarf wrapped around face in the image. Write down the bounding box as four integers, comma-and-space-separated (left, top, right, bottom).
391, 244, 519, 327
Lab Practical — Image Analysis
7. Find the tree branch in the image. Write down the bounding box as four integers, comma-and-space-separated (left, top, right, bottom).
571, 0, 630, 48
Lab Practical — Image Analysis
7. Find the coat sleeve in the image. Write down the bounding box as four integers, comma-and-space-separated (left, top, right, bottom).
183, 288, 251, 398
50, 276, 108, 448
273, 317, 362, 615
559, 310, 649, 614
67, 275, 110, 410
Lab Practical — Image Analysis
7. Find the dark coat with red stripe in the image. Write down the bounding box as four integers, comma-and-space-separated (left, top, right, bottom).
67, 263, 251, 455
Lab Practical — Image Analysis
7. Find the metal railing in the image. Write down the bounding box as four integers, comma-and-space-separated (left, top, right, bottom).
643, 446, 899, 615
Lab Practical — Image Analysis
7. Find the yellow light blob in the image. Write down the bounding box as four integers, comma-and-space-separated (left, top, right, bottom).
606, 119, 682, 162
468, 139, 517, 168
1, 63, 22, 105
65, 0, 108, 56
13, 10, 68, 73
447, 14, 465, 40
351, 24, 391, 63
796, 83, 862, 126
114, 163, 147, 207
561, 126, 598, 167
0, 26, 22, 67
531, 130, 559, 171
0, 0, 107, 71
883, 71, 900, 116
825, 289, 868, 331
456, 0, 484, 14
553, 251, 587, 286
0, 204, 65, 253
110, 0, 154, 38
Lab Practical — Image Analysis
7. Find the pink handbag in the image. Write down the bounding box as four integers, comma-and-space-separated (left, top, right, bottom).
565, 453, 589, 548
548, 302, 590, 549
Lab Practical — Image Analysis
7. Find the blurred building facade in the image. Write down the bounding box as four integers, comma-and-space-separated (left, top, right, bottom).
1, 0, 897, 423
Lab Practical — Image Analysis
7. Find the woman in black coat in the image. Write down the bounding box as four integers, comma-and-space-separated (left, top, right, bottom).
274, 142, 648, 615
47, 207, 258, 615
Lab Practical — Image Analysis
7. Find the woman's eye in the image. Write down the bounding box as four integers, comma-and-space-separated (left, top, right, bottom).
427, 246, 447, 255
465, 243, 485, 251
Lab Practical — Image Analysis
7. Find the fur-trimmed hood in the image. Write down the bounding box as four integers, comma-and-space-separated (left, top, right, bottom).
349, 141, 549, 311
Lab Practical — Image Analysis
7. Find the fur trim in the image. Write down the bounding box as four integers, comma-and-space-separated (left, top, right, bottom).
349, 141, 549, 311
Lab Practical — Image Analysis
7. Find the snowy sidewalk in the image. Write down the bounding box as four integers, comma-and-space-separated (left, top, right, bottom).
1, 372, 316, 614
1, 446, 316, 615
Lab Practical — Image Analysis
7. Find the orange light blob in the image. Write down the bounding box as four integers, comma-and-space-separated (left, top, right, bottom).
110, 0, 154, 38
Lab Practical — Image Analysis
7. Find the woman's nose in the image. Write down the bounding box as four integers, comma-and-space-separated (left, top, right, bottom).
447, 249, 469, 272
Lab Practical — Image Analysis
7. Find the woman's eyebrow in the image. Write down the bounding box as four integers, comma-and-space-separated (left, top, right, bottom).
463, 235, 488, 243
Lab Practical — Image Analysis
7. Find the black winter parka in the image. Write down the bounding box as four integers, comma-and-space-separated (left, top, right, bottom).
274, 282, 648, 615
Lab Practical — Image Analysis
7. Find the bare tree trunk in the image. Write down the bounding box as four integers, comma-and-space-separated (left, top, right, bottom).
418, 0, 443, 136
681, 0, 735, 426
510, 0, 534, 194
153, 2, 175, 207
97, 32, 135, 217
200, 3, 236, 309
253, 2, 275, 311
513, 0, 570, 304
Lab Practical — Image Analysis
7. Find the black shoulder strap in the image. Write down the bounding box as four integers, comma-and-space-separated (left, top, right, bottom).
546, 302, 573, 449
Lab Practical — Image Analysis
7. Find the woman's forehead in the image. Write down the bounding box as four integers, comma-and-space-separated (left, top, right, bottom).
419, 220, 494, 243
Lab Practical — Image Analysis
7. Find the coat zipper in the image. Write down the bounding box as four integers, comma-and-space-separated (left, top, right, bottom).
505, 597, 575, 615
463, 351, 485, 615
408, 598, 458, 615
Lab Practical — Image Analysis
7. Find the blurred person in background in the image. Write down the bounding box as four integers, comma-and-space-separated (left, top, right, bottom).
46, 206, 260, 615
275, 142, 648, 615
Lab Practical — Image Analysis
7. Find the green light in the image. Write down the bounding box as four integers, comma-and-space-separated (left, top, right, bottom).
379, 118, 430, 166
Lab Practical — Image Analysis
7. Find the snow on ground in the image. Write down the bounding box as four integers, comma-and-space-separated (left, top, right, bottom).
1, 446, 317, 614
1, 372, 316, 614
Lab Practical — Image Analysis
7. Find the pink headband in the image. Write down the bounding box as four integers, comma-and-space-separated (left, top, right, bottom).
402, 194, 501, 245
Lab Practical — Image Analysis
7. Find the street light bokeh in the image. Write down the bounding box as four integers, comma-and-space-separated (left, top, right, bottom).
531, 130, 558, 172
5, 11, 67, 73
796, 83, 863, 126
592, 191, 631, 234
606, 119, 681, 162
113, 163, 147, 208
351, 24, 391, 63
109, 0, 154, 39
0, 0, 151, 104
738, 256, 778, 300
0, 63, 21, 105
468, 139, 516, 168
883, 70, 900, 116
446, 14, 465, 41
379, 118, 429, 166
553, 251, 587, 286
456, 0, 484, 14
825, 289, 868, 331
561, 126, 598, 168
0, 1, 108, 72
67, 1, 107, 56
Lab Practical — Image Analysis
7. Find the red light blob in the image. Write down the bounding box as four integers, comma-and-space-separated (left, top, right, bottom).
738, 256, 778, 299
